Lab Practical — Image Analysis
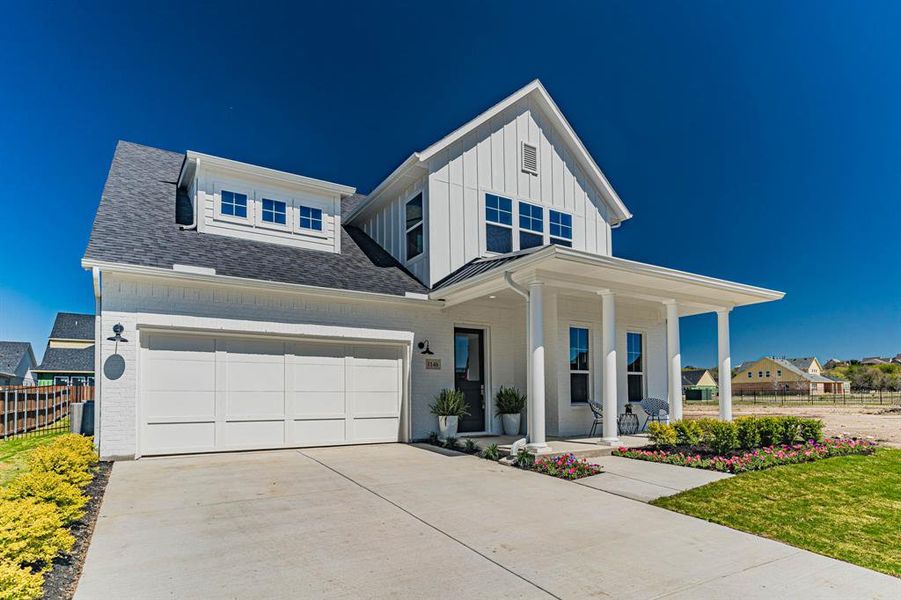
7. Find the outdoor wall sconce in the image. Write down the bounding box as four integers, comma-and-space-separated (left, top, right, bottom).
417, 339, 434, 355
107, 323, 128, 352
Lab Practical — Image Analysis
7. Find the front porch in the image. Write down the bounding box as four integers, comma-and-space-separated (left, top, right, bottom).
433, 245, 784, 448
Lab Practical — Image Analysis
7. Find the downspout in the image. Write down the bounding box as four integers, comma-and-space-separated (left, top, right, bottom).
503, 271, 530, 447
92, 267, 102, 452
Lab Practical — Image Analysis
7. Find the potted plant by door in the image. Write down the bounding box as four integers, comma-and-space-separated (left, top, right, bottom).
429, 389, 469, 439
495, 386, 526, 435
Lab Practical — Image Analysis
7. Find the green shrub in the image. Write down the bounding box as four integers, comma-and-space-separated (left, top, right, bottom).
463, 439, 478, 454
50, 434, 97, 461
443, 437, 459, 450
427, 431, 439, 445
27, 435, 97, 489
707, 421, 738, 454
693, 418, 719, 444
494, 386, 526, 416
799, 418, 824, 442
0, 562, 43, 600
481, 443, 500, 461
756, 417, 782, 447
736, 417, 761, 450
429, 389, 469, 418
779, 416, 802, 444
0, 498, 73, 571
512, 448, 535, 469
647, 422, 677, 447
4, 471, 87, 526
673, 420, 701, 446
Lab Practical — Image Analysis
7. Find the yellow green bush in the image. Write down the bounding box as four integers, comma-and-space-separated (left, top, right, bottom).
0, 498, 73, 571
27, 435, 97, 489
647, 422, 677, 446
0, 562, 43, 600
5, 471, 87, 526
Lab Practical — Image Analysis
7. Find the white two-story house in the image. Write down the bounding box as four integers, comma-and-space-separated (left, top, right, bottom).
83, 80, 783, 459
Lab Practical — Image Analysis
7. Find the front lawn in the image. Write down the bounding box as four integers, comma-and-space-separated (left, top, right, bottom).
0, 426, 68, 485
653, 449, 901, 577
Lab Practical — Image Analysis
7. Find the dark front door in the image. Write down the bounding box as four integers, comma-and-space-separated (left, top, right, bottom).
454, 328, 485, 433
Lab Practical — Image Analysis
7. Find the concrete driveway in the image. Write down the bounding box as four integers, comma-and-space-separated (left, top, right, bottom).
76, 445, 900, 599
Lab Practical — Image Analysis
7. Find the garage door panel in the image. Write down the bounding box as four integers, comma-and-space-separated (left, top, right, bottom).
289, 419, 345, 445
141, 333, 403, 455
144, 391, 215, 420
288, 391, 344, 417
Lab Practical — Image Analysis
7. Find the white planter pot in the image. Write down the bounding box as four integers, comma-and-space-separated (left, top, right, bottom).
501, 413, 521, 436
438, 415, 459, 439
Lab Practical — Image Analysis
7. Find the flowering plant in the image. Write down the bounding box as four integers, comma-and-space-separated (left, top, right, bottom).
612, 438, 876, 474
533, 453, 602, 480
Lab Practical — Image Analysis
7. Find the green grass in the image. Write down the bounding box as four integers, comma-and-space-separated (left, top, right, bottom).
652, 449, 901, 576
0, 425, 69, 486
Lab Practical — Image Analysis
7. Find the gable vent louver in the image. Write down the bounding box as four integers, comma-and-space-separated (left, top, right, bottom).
521, 141, 538, 175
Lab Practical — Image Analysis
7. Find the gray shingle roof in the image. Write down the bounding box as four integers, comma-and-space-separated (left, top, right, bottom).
0, 342, 35, 377
681, 369, 711, 387
35, 346, 94, 373
49, 313, 95, 340
84, 141, 427, 297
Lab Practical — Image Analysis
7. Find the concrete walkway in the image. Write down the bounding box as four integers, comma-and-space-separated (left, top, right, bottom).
76, 445, 900, 599
579, 455, 732, 502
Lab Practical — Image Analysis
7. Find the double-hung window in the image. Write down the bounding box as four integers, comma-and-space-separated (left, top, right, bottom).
298, 205, 323, 231
519, 202, 544, 250
626, 332, 645, 402
261, 198, 287, 225
221, 190, 248, 218
485, 194, 513, 253
405, 193, 424, 260
549, 210, 573, 247
569, 327, 590, 403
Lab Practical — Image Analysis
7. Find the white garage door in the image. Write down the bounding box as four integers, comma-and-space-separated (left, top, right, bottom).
139, 332, 404, 456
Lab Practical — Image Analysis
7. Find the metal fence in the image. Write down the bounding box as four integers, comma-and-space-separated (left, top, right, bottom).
0, 385, 94, 440
686, 389, 901, 406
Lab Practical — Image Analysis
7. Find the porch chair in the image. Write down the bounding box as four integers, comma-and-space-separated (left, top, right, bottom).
587, 398, 604, 438
639, 397, 669, 431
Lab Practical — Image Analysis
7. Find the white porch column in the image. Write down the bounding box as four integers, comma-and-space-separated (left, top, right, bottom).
600, 291, 619, 443
665, 301, 683, 422
527, 281, 547, 448
717, 308, 733, 421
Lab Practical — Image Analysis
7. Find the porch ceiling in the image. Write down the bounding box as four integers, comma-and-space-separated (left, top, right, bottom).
430, 246, 785, 317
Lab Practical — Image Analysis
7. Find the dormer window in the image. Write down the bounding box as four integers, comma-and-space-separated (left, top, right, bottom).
221, 190, 248, 219
549, 210, 573, 247
519, 202, 543, 250
485, 194, 513, 253
299, 206, 323, 231
405, 193, 424, 261
261, 198, 287, 225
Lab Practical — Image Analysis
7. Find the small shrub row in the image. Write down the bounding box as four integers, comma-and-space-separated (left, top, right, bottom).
0, 434, 98, 599
647, 416, 824, 453
613, 438, 876, 474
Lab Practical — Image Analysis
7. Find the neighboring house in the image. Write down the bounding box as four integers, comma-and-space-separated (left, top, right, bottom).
82, 80, 784, 460
0, 342, 37, 386
860, 356, 888, 365
732, 356, 849, 395
681, 368, 718, 400
32, 313, 96, 386
823, 358, 845, 370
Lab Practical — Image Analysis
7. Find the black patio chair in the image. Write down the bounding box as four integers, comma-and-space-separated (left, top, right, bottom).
639, 397, 669, 431
587, 398, 604, 437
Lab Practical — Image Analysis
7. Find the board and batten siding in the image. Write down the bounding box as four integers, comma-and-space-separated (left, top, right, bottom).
195, 165, 342, 254
359, 173, 429, 284
425, 96, 613, 286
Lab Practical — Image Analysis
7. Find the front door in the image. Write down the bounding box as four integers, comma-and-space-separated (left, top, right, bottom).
454, 328, 485, 433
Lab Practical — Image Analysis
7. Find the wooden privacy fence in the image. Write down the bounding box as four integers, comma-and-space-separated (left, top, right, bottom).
0, 385, 94, 439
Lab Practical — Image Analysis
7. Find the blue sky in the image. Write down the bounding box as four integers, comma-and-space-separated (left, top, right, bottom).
1, 1, 899, 367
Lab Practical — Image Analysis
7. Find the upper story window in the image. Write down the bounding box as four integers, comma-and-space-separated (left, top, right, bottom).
748, 371, 752, 378
299, 206, 323, 231
485, 194, 513, 253
758, 371, 763, 378
777, 369, 782, 377
549, 210, 573, 247
221, 190, 248, 219
405, 193, 424, 261
261, 198, 287, 225
569, 327, 590, 403
765, 370, 771, 377
519, 202, 544, 250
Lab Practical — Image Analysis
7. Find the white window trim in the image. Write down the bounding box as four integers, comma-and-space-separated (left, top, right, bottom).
214, 185, 253, 225
549, 208, 574, 245
294, 203, 329, 238
625, 330, 647, 402
53, 375, 69, 385
404, 192, 425, 263
256, 195, 292, 232
568, 324, 591, 405
484, 191, 515, 254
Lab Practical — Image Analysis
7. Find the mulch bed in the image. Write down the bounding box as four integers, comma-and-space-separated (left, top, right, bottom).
42, 462, 113, 600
